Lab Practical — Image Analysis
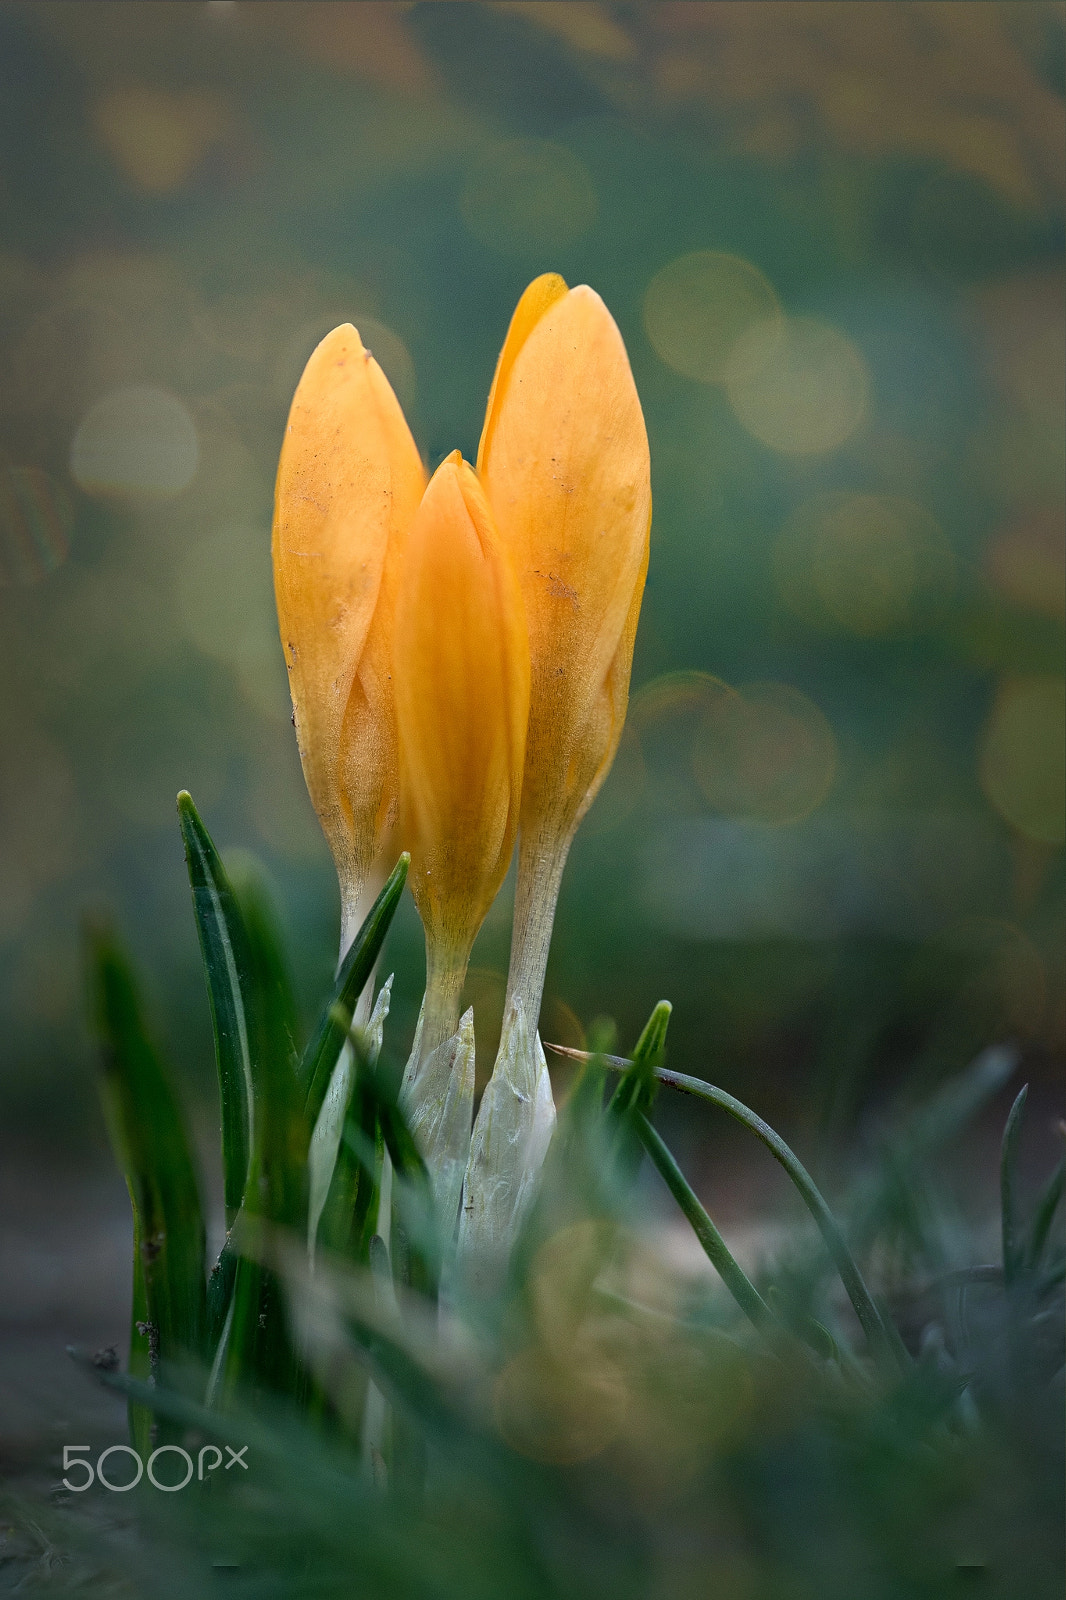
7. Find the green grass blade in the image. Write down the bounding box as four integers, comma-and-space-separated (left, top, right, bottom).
1000, 1083, 1029, 1286
317, 1076, 380, 1265
87, 925, 207, 1400
227, 855, 301, 1071
299, 854, 409, 1129
636, 1112, 774, 1336
1026, 1156, 1065, 1273
547, 1043, 903, 1371
608, 1000, 672, 1124
177, 790, 255, 1227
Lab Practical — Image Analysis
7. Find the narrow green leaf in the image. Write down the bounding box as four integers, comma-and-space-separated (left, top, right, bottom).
87, 926, 207, 1404
207, 1240, 239, 1349
317, 1074, 379, 1266
177, 790, 254, 1227
636, 1112, 774, 1336
1026, 1156, 1065, 1273
547, 1043, 904, 1372
331, 1039, 438, 1300
227, 853, 301, 1074
609, 1000, 672, 1128
1000, 1083, 1029, 1286
299, 854, 409, 1129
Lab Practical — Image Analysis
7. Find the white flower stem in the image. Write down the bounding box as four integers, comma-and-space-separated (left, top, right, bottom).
505, 818, 574, 1032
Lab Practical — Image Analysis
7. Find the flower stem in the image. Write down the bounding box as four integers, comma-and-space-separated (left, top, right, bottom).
505, 821, 571, 1030
419, 940, 469, 1068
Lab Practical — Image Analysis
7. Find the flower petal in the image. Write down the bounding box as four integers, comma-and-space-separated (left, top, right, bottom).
272, 324, 425, 904
393, 455, 529, 959
479, 285, 651, 836
477, 272, 569, 474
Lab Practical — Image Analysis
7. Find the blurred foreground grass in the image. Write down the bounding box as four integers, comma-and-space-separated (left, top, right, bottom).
4, 1016, 1063, 1598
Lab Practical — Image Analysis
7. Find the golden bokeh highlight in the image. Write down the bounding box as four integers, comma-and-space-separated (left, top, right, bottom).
692, 682, 838, 826
92, 85, 229, 194
493, 1343, 627, 1465
494, 1221, 629, 1464
579, 721, 647, 834
642, 251, 782, 384
727, 316, 869, 455
774, 492, 955, 635
979, 676, 1065, 846
984, 508, 1066, 623
70, 384, 199, 497
460, 140, 597, 254
630, 669, 736, 730
175, 523, 285, 718
630, 671, 738, 815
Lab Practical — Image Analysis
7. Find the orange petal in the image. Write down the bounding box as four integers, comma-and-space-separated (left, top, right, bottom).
393, 456, 529, 961
272, 324, 425, 903
479, 285, 651, 839
477, 273, 569, 474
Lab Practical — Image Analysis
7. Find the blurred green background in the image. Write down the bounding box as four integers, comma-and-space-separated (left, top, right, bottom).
0, 0, 1063, 1186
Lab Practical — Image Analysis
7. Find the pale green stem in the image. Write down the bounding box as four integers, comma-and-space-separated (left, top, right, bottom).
505, 815, 575, 1031
418, 938, 470, 1071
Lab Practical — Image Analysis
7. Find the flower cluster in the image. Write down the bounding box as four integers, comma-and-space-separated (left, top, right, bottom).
273, 275, 650, 1270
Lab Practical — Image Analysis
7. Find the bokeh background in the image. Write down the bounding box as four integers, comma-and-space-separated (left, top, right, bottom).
0, 2, 1063, 1407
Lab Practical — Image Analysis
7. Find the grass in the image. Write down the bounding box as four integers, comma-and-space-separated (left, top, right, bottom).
1, 793, 1061, 1599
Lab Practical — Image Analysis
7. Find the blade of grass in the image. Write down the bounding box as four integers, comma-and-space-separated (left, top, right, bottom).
1026, 1156, 1065, 1273
635, 1112, 774, 1336
608, 1001, 672, 1126
177, 791, 255, 1228
299, 855, 409, 1131
87, 925, 207, 1429
228, 854, 301, 1075
1000, 1083, 1029, 1286
546, 1043, 902, 1371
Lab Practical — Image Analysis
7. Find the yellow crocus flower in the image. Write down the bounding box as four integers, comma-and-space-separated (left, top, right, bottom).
274, 282, 649, 1262
272, 324, 425, 954
478, 275, 652, 1031
393, 452, 529, 1061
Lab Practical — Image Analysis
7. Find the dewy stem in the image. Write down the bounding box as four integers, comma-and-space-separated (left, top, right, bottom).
505, 817, 573, 1031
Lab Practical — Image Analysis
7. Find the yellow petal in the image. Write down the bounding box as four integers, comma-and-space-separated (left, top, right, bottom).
477, 272, 569, 474
479, 284, 651, 838
393, 455, 529, 962
272, 324, 425, 906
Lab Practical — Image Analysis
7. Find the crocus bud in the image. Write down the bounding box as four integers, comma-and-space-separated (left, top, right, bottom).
478, 277, 652, 1029
393, 453, 530, 1062
273, 325, 425, 954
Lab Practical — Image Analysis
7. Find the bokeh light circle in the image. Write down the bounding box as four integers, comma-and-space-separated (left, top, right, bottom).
774, 492, 954, 635
692, 681, 838, 825
461, 140, 597, 255
979, 676, 1065, 845
70, 384, 199, 496
642, 251, 782, 384
728, 317, 870, 455
0, 467, 74, 585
